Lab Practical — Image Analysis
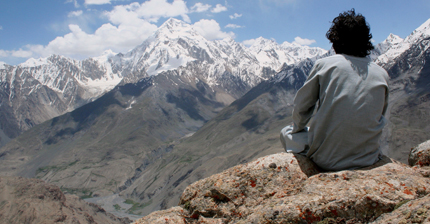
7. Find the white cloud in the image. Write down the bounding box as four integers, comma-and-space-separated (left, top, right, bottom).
193, 19, 235, 40
0, 49, 33, 58
106, 2, 148, 24
292, 36, 316, 46
6, 0, 234, 61
242, 38, 257, 47
229, 13, 242, 19
137, 0, 189, 21
225, 24, 242, 29
11, 49, 33, 58
190, 3, 211, 13
211, 4, 227, 13
68, 10, 83, 18
85, 0, 111, 5
0, 26, 2, 30
109, 0, 190, 23
7, 0, 191, 60
0, 50, 8, 57
65, 0, 80, 8
28, 20, 158, 58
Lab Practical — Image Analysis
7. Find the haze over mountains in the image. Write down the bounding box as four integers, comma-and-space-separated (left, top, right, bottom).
0, 17, 429, 218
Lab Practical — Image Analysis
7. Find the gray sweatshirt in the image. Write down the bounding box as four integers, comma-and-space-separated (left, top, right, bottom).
292, 54, 389, 171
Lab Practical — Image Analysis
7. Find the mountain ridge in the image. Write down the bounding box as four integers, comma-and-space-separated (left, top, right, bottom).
0, 18, 327, 148
375, 18, 430, 66
0, 17, 429, 219
108, 18, 430, 216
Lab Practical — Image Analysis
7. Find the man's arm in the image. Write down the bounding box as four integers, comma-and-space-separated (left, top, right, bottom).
382, 84, 389, 116
292, 63, 321, 133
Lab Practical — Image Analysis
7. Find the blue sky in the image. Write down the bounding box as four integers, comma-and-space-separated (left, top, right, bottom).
1, 0, 429, 65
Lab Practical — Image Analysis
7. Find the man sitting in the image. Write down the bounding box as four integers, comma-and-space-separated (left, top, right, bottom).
280, 9, 389, 171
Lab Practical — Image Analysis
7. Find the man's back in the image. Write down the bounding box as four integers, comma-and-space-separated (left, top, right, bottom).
282, 9, 390, 171
292, 54, 389, 170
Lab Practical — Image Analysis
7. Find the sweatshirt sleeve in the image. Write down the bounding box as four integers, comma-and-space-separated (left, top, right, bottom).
292, 62, 321, 133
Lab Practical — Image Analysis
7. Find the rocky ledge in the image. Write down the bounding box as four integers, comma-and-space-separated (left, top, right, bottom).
134, 139, 430, 223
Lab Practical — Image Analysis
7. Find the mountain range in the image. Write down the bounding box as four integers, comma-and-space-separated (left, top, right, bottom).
0, 17, 429, 218
379, 19, 430, 160
0, 18, 326, 148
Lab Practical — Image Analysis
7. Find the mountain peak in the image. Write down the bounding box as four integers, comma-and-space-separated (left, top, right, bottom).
0, 61, 6, 69
248, 37, 278, 51
221, 36, 235, 43
375, 34, 404, 54
20, 57, 49, 67
255, 37, 276, 45
280, 40, 301, 49
92, 49, 117, 64
158, 18, 190, 32
376, 18, 430, 64
405, 18, 430, 44
415, 18, 430, 34
384, 33, 403, 44
150, 18, 196, 42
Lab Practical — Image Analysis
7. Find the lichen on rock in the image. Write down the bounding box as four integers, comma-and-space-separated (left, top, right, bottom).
371, 194, 430, 223
134, 141, 430, 224
409, 139, 430, 167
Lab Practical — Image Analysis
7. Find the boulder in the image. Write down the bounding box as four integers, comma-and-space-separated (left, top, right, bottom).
372, 194, 430, 223
134, 147, 430, 223
409, 139, 430, 167
133, 206, 188, 224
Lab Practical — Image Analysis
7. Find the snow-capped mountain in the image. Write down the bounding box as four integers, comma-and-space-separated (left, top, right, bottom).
375, 18, 430, 66
0, 54, 122, 147
0, 61, 6, 70
21, 55, 121, 97
1, 16, 430, 218
112, 18, 327, 88
369, 33, 404, 60
367, 19, 430, 162
2, 18, 327, 107
0, 18, 329, 149
248, 37, 327, 69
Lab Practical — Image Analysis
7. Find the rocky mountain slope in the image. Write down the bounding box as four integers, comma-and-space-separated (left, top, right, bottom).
378, 18, 430, 161
0, 54, 122, 148
110, 58, 316, 216
0, 175, 131, 224
109, 18, 430, 216
0, 52, 316, 217
111, 18, 326, 86
0, 17, 326, 217
0, 18, 326, 148
0, 71, 227, 197
0, 17, 429, 219
133, 139, 430, 224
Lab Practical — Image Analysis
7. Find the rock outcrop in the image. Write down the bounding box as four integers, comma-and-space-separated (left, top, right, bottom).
0, 176, 131, 224
134, 142, 430, 224
372, 194, 430, 223
409, 139, 430, 167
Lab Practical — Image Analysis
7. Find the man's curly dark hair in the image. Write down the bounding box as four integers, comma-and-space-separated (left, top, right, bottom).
326, 9, 374, 57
